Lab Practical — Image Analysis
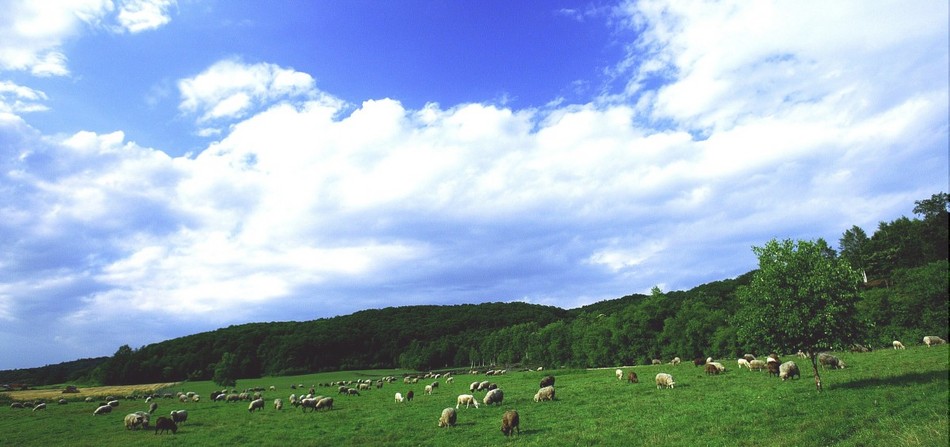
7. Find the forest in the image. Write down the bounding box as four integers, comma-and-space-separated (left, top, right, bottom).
1, 193, 946, 387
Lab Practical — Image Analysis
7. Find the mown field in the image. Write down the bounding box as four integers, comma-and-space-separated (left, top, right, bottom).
1, 346, 947, 446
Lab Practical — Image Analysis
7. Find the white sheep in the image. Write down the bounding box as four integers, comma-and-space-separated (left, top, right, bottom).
749, 359, 766, 371
32, 402, 46, 412
274, 398, 283, 410
924, 336, 946, 347
483, 388, 504, 406
456, 394, 479, 409
655, 373, 675, 389
737, 358, 751, 369
94, 405, 112, 415
534, 385, 555, 402
892, 340, 905, 349
248, 398, 264, 412
438, 407, 457, 427
615, 369, 623, 380
425, 385, 433, 395
394, 392, 404, 403
469, 381, 480, 392
124, 413, 144, 430
670, 357, 681, 366
779, 361, 800, 381
170, 409, 188, 424
315, 397, 333, 411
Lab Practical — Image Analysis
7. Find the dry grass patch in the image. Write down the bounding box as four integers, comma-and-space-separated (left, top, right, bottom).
2, 383, 179, 402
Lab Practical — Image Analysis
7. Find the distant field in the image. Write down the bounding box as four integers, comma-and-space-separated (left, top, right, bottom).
1, 347, 946, 446
2, 383, 179, 403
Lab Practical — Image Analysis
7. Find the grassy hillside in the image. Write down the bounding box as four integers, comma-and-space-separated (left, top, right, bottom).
1, 345, 946, 446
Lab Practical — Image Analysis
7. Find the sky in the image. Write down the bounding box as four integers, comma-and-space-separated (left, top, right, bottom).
0, 0, 947, 371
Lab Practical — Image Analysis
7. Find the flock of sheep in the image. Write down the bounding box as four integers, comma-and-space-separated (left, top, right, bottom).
7, 335, 945, 438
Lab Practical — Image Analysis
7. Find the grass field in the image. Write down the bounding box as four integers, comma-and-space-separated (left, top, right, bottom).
1, 347, 947, 446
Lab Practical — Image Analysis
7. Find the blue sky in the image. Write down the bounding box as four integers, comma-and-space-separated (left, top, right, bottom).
0, 0, 947, 370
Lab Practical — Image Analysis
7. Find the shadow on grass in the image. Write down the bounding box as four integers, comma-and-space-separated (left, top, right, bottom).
833, 370, 948, 389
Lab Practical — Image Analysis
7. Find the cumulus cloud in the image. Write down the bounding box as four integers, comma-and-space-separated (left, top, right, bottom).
0, 80, 49, 113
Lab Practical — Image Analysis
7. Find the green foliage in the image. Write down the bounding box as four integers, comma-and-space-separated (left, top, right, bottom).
735, 239, 866, 356
213, 352, 238, 388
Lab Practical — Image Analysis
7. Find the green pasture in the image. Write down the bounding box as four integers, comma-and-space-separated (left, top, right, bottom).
2, 346, 947, 446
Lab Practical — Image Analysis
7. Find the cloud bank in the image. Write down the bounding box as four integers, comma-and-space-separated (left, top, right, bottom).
0, 0, 946, 368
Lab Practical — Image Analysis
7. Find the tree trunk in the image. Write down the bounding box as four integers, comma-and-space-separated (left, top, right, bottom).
809, 351, 823, 392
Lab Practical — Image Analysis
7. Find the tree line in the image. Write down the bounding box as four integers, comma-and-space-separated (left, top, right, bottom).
2, 193, 946, 387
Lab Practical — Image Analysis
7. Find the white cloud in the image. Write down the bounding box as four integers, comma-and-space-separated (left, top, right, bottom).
178, 59, 322, 127
0, 80, 49, 113
0, 0, 175, 76
115, 0, 176, 33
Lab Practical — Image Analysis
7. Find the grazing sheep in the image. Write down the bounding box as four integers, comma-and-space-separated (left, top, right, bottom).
766, 361, 780, 377
470, 381, 480, 392
767, 353, 780, 364
924, 336, 946, 347
315, 397, 333, 411
534, 386, 555, 402
616, 369, 623, 380
539, 375, 555, 388
817, 353, 846, 369
346, 388, 360, 396
299, 398, 318, 412
670, 357, 681, 366
501, 409, 520, 436
892, 340, 905, 350
709, 362, 725, 372
170, 410, 187, 425
704, 363, 720, 375
537, 366, 543, 371
627, 372, 639, 383
124, 413, 145, 430
655, 373, 675, 389
425, 385, 433, 395
394, 392, 404, 403
737, 358, 751, 370
94, 405, 112, 415
57, 398, 67, 405
693, 357, 705, 367
456, 394, 479, 409
651, 359, 662, 365
779, 361, 800, 381
148, 402, 158, 414
248, 398, 264, 412
107, 400, 120, 407
10, 403, 23, 409
706, 357, 713, 364
438, 407, 457, 427
32, 402, 46, 412
406, 390, 414, 402
749, 360, 766, 371
154, 416, 177, 435
274, 399, 283, 410
743, 354, 757, 362
477, 381, 491, 391
445, 377, 454, 384
483, 388, 504, 406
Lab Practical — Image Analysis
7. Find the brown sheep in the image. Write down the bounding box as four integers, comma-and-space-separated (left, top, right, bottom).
539, 375, 555, 388
766, 361, 780, 378
501, 410, 520, 436
627, 372, 639, 383
704, 363, 720, 375
154, 416, 177, 435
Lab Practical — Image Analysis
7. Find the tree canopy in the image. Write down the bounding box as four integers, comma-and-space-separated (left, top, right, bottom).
735, 238, 865, 391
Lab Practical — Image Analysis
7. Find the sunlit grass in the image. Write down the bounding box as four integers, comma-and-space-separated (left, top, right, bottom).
0, 346, 946, 446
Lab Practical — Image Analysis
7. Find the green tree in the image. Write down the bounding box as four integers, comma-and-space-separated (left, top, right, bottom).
839, 225, 869, 274
735, 238, 865, 392
212, 352, 238, 388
